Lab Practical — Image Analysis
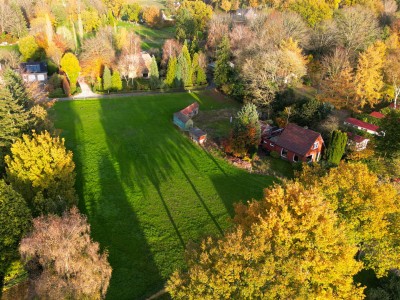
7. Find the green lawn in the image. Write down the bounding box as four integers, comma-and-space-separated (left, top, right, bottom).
53, 92, 276, 300
117, 22, 175, 49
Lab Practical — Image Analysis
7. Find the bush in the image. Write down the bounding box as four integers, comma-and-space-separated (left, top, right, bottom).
270, 151, 280, 159
48, 88, 66, 98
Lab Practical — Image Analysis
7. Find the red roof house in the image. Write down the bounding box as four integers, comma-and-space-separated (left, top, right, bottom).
263, 123, 324, 163
369, 111, 385, 119
344, 118, 381, 135
347, 132, 369, 151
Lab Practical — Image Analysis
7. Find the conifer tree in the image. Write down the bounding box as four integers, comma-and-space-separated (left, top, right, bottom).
175, 56, 183, 87
326, 130, 348, 165
214, 36, 231, 87
103, 66, 112, 93
0, 88, 30, 149
111, 70, 123, 91
3, 69, 30, 108
165, 57, 177, 87
179, 44, 192, 87
149, 56, 160, 90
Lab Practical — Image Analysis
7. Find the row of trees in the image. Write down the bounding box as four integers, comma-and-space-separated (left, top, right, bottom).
167, 162, 400, 298
0, 70, 112, 298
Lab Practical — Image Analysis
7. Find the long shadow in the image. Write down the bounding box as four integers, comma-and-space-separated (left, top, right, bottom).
174, 156, 223, 235
95, 156, 163, 300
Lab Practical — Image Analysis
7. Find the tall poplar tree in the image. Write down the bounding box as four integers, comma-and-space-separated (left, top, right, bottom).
165, 57, 177, 87
103, 66, 112, 93
214, 36, 231, 87
149, 56, 160, 90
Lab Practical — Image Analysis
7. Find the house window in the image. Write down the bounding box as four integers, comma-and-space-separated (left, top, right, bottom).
312, 142, 319, 150
306, 155, 313, 163
281, 149, 288, 158
293, 155, 299, 162
37, 74, 45, 81
142, 72, 148, 78
28, 74, 36, 82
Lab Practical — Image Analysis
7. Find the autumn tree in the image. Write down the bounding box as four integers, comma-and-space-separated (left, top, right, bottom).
168, 182, 364, 299
121, 3, 141, 22
206, 15, 229, 53
220, 0, 231, 12
5, 131, 76, 215
0, 180, 31, 285
60, 53, 81, 94
20, 207, 112, 300
333, 5, 379, 55
376, 110, 400, 159
81, 8, 101, 33
161, 39, 182, 66
298, 162, 400, 277
103, 0, 125, 18
326, 130, 348, 165
355, 41, 386, 108
230, 103, 261, 157
18, 35, 42, 62
384, 49, 400, 109
290, 0, 333, 28
143, 6, 161, 28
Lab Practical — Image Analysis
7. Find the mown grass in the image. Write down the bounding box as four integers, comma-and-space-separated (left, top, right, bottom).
53, 92, 276, 299
117, 22, 175, 49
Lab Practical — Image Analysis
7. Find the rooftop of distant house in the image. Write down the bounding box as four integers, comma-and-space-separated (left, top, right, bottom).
270, 123, 322, 156
345, 117, 379, 132
347, 132, 369, 143
369, 111, 385, 119
20, 62, 47, 74
180, 102, 199, 116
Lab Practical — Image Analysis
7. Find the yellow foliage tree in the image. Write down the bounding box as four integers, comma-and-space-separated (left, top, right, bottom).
355, 41, 387, 108
5, 131, 76, 215
298, 162, 400, 277
167, 182, 364, 299
220, 0, 232, 12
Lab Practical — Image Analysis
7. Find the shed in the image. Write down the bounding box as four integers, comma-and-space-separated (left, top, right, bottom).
370, 111, 385, 119
173, 112, 193, 131
344, 117, 381, 136
189, 127, 207, 144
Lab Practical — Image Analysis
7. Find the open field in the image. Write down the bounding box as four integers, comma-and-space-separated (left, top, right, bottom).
53, 92, 276, 299
117, 22, 175, 50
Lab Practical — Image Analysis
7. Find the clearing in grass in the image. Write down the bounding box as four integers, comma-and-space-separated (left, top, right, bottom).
53, 92, 275, 299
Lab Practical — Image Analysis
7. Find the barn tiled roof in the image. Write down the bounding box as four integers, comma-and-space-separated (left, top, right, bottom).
180, 102, 199, 116
345, 117, 379, 132
273, 123, 321, 156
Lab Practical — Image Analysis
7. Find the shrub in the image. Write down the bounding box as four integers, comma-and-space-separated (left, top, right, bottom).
270, 151, 280, 159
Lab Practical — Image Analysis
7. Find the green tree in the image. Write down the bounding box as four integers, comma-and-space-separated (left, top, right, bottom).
103, 66, 112, 93
230, 103, 261, 157
376, 110, 400, 159
3, 69, 30, 108
5, 131, 77, 216
60, 53, 81, 94
214, 36, 231, 88
0, 180, 30, 290
81, 8, 101, 33
168, 182, 364, 299
175, 8, 196, 41
121, 3, 141, 22
18, 35, 41, 62
326, 130, 348, 165
192, 52, 207, 85
149, 56, 160, 90
165, 56, 177, 87
111, 70, 123, 91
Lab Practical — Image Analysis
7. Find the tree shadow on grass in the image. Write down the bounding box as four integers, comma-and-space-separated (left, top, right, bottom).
95, 156, 163, 300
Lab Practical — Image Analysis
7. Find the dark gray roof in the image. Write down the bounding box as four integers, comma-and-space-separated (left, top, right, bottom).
20, 62, 47, 73
189, 127, 206, 138
274, 123, 322, 156
174, 111, 191, 123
